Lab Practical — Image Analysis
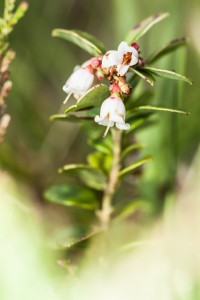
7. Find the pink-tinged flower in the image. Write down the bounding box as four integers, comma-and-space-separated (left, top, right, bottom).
63, 62, 94, 104
102, 41, 139, 76
94, 96, 130, 137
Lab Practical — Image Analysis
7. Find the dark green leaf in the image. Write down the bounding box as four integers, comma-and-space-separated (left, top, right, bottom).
52, 29, 106, 56
119, 156, 152, 177
130, 67, 155, 86
64, 84, 110, 113
50, 113, 93, 122
126, 90, 154, 110
124, 12, 169, 44
142, 66, 193, 85
44, 184, 98, 210
147, 37, 187, 64
59, 164, 107, 191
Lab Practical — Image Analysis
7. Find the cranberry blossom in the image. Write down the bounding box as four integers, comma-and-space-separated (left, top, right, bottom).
63, 61, 94, 103
95, 96, 130, 137
102, 41, 139, 76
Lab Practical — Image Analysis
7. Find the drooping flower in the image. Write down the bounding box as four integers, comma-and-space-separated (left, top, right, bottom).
63, 61, 94, 103
94, 96, 130, 137
102, 41, 139, 76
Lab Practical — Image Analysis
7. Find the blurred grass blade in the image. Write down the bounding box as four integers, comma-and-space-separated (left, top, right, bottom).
130, 67, 155, 86
64, 84, 110, 113
142, 66, 193, 85
121, 143, 145, 159
52, 29, 106, 56
147, 37, 186, 64
59, 164, 107, 191
44, 184, 98, 210
114, 199, 149, 221
124, 12, 169, 44
118, 156, 152, 177
135, 105, 190, 115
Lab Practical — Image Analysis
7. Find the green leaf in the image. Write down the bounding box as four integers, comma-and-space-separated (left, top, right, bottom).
134, 105, 190, 115
121, 143, 145, 159
130, 67, 155, 86
147, 37, 186, 64
64, 84, 110, 113
44, 184, 98, 210
114, 199, 150, 221
59, 164, 107, 191
126, 114, 156, 134
126, 90, 154, 110
142, 66, 193, 85
87, 151, 112, 174
50, 113, 93, 122
124, 12, 169, 44
119, 156, 152, 177
52, 29, 106, 56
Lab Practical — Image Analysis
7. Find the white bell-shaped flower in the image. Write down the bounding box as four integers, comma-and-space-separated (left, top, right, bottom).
63, 62, 94, 104
102, 41, 138, 76
94, 96, 130, 137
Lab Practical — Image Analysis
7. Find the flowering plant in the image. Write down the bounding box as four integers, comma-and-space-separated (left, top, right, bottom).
45, 13, 192, 233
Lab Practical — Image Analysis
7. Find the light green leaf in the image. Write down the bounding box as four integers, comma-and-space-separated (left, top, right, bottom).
52, 29, 106, 56
119, 156, 152, 177
121, 143, 145, 159
134, 105, 190, 115
124, 12, 169, 44
130, 67, 155, 86
50, 113, 93, 122
59, 164, 107, 191
147, 37, 186, 64
44, 184, 98, 210
64, 84, 110, 113
114, 199, 150, 221
87, 151, 112, 174
142, 66, 193, 85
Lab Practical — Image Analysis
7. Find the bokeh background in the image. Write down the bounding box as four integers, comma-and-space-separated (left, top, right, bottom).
0, 0, 200, 224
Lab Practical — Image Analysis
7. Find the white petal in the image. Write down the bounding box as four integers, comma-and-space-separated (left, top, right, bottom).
130, 55, 138, 66
118, 41, 129, 53
117, 64, 129, 76
63, 84, 70, 94
102, 51, 119, 68
116, 122, 130, 130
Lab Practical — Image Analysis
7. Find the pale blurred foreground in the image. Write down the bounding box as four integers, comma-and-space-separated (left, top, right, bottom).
0, 147, 200, 300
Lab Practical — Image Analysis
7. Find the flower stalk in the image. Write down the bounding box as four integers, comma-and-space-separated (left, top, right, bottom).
97, 129, 122, 229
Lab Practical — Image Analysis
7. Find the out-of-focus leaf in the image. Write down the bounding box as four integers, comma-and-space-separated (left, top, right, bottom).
142, 66, 193, 85
130, 67, 155, 86
88, 137, 112, 155
52, 29, 106, 56
121, 143, 145, 159
118, 156, 152, 177
124, 12, 169, 44
50, 113, 93, 122
114, 199, 150, 221
147, 37, 187, 64
44, 184, 98, 209
87, 151, 112, 174
64, 84, 110, 113
134, 105, 190, 115
59, 164, 107, 191
126, 113, 156, 134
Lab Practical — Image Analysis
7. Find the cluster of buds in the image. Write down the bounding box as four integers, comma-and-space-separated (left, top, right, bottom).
63, 41, 141, 137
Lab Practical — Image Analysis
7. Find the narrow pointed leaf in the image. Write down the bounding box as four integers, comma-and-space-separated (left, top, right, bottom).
119, 156, 152, 177
59, 164, 107, 191
121, 143, 145, 159
115, 199, 150, 221
142, 66, 193, 85
134, 105, 190, 115
130, 67, 155, 86
50, 113, 93, 122
147, 37, 187, 64
52, 29, 106, 56
64, 84, 110, 113
44, 184, 98, 210
125, 12, 169, 44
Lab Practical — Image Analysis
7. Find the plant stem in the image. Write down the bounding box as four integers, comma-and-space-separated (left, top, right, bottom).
98, 129, 122, 229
